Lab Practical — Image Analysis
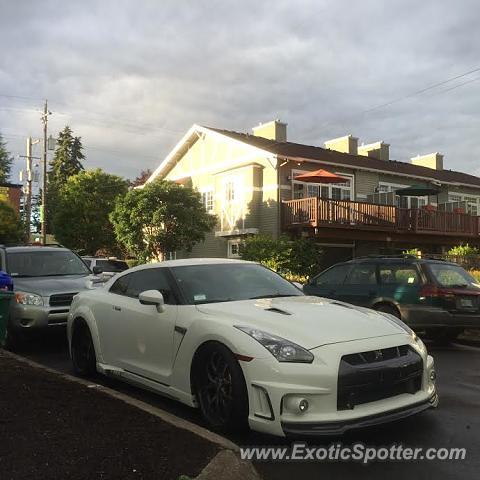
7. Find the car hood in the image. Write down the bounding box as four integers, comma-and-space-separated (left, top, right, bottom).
12, 275, 92, 297
196, 296, 406, 349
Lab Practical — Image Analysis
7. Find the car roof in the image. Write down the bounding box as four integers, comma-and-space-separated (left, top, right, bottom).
338, 257, 458, 266
3, 246, 71, 253
103, 258, 256, 287
133, 258, 253, 269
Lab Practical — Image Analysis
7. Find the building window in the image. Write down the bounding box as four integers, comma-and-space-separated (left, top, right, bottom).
228, 240, 241, 258
292, 170, 353, 201
378, 182, 428, 209
225, 182, 235, 202
201, 190, 214, 212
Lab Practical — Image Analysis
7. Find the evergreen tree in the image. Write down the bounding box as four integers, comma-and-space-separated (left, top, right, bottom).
47, 126, 85, 233
49, 126, 85, 187
0, 133, 13, 183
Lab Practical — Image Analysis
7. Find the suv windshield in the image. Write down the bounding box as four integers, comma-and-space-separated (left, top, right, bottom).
171, 263, 303, 305
7, 250, 91, 277
96, 260, 129, 272
428, 263, 478, 288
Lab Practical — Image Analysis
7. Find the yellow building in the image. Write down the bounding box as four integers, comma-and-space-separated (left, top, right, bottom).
147, 120, 480, 262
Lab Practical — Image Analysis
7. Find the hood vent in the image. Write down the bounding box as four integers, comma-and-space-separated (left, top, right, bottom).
264, 307, 292, 315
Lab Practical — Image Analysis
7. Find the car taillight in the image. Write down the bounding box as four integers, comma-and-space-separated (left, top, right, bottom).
419, 284, 454, 298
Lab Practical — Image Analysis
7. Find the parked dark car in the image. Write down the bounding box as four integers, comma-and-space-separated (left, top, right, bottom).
303, 256, 480, 342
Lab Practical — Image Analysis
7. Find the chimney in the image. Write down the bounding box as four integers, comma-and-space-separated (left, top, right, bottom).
411, 152, 444, 170
324, 134, 358, 155
252, 120, 287, 142
358, 141, 390, 161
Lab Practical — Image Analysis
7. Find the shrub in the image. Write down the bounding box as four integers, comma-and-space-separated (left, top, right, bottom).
239, 235, 323, 280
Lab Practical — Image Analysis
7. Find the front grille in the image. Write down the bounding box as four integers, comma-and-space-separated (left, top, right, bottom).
49, 293, 77, 307
337, 345, 423, 411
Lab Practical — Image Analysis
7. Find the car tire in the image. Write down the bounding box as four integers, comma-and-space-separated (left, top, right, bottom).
3, 326, 25, 352
71, 323, 97, 377
194, 342, 249, 433
375, 303, 401, 319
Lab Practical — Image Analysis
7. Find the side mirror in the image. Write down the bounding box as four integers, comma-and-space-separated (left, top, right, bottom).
139, 290, 165, 313
92, 266, 103, 275
292, 281, 303, 290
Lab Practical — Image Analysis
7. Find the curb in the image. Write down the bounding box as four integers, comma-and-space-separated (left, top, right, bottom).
1, 350, 262, 480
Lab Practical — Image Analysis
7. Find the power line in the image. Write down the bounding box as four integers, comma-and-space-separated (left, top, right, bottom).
300, 65, 480, 140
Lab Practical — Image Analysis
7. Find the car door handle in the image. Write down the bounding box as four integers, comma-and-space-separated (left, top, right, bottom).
113, 306, 122, 311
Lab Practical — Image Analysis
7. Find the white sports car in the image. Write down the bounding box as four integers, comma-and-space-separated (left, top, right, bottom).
67, 259, 438, 437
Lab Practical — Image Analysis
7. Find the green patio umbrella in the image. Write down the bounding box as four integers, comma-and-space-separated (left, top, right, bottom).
394, 184, 441, 196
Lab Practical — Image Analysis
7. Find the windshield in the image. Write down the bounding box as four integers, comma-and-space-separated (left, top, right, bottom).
170, 263, 303, 305
96, 259, 129, 272
7, 250, 91, 277
428, 263, 478, 288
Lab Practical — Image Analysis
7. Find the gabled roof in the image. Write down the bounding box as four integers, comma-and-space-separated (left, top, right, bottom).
207, 127, 480, 188
147, 124, 275, 183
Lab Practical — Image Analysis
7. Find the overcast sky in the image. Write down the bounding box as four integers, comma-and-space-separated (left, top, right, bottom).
1, 0, 480, 183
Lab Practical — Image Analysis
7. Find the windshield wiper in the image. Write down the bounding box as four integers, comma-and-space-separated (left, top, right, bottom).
195, 298, 235, 304
248, 294, 298, 300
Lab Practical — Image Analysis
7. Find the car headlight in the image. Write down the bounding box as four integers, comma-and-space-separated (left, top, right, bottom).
15, 291, 44, 306
235, 326, 314, 363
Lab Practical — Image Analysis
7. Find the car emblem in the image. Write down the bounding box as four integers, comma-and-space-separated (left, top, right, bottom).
374, 350, 383, 361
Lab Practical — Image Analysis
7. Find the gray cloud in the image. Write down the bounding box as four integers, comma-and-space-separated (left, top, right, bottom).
1, 0, 480, 181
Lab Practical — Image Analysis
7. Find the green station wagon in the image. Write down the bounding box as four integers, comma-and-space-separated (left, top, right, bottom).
303, 256, 480, 343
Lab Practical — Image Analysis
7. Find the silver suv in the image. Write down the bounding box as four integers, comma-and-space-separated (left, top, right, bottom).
0, 245, 91, 347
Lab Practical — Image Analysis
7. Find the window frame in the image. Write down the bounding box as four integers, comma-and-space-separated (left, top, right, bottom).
312, 264, 352, 286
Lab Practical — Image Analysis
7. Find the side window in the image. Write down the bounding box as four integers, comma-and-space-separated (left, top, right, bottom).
125, 268, 176, 305
379, 265, 420, 285
109, 274, 131, 296
83, 259, 92, 268
313, 265, 350, 286
345, 264, 377, 285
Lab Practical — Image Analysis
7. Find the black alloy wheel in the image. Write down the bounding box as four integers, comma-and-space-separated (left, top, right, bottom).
71, 325, 97, 377
195, 343, 248, 432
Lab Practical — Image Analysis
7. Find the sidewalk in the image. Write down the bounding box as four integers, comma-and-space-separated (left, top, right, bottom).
0, 350, 219, 480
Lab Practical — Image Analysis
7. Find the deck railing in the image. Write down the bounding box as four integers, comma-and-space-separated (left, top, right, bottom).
282, 197, 480, 237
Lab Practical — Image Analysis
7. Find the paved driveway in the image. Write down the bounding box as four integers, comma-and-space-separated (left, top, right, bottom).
22, 331, 480, 480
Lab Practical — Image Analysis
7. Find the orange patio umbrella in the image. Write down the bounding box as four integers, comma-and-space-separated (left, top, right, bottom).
294, 169, 348, 184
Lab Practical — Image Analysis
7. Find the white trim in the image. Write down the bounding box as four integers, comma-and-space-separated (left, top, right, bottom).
227, 239, 242, 258
148, 125, 276, 182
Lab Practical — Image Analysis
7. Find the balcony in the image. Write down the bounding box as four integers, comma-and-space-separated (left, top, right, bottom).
282, 197, 480, 237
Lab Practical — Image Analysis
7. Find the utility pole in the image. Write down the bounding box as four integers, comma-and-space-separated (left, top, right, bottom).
25, 137, 33, 238
20, 137, 41, 240
40, 100, 51, 245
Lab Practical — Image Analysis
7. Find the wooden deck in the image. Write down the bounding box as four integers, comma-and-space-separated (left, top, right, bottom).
282, 197, 480, 237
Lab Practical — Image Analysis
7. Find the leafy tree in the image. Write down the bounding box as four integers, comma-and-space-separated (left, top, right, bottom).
130, 169, 153, 187
0, 134, 13, 183
52, 169, 128, 255
0, 201, 24, 244
110, 179, 217, 262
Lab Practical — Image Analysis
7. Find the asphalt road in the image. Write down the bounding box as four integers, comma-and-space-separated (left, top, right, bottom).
20, 330, 480, 480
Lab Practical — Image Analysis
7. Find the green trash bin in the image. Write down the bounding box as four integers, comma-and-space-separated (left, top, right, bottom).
0, 291, 14, 347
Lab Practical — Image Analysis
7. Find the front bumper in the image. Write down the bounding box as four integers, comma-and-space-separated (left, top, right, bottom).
282, 391, 438, 436
9, 303, 70, 329
399, 305, 480, 329
241, 334, 437, 438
